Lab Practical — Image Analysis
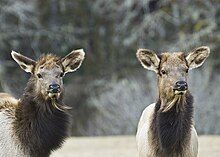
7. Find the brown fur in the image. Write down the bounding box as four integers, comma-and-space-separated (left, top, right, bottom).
13, 54, 70, 156
36, 54, 61, 69
0, 93, 17, 117
149, 52, 192, 156
136, 47, 210, 157
157, 52, 189, 110
0, 49, 85, 157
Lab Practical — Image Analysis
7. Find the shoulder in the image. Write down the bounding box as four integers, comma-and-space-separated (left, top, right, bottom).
137, 103, 156, 130
136, 103, 156, 155
0, 93, 18, 109
142, 103, 156, 118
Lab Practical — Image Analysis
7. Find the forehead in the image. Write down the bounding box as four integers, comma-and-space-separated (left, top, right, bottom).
159, 52, 187, 67
36, 54, 62, 70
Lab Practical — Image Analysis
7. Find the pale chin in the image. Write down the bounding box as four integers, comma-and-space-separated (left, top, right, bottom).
48, 93, 60, 99
174, 90, 187, 95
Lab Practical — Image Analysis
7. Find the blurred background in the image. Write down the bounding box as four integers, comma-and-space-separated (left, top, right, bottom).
0, 0, 219, 136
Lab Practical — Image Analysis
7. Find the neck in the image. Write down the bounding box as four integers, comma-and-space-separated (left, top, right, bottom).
14, 77, 70, 157
150, 92, 194, 156
161, 93, 187, 113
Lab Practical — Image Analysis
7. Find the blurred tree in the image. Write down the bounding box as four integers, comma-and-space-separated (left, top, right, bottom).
1, 0, 219, 76
0, 0, 220, 135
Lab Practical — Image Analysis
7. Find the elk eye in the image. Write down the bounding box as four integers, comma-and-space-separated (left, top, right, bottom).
37, 73, 43, 79
60, 72, 64, 77
161, 69, 167, 75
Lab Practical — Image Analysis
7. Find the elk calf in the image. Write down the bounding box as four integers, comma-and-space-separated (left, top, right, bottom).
136, 46, 210, 157
0, 49, 85, 157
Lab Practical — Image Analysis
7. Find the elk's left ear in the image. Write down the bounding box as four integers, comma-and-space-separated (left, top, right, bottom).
186, 46, 210, 70
11, 51, 36, 74
61, 49, 85, 74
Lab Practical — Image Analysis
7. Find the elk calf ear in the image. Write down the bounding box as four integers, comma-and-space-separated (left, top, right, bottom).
136, 49, 160, 73
61, 49, 85, 74
186, 46, 210, 70
11, 51, 36, 74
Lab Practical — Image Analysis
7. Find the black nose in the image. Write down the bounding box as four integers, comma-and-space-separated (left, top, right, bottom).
49, 84, 60, 93
175, 81, 188, 91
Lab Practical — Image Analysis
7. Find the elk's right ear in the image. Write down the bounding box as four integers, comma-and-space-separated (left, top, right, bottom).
61, 49, 85, 74
136, 49, 160, 73
11, 51, 36, 74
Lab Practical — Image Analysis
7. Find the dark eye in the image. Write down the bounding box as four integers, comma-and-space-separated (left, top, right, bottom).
186, 69, 189, 73
37, 73, 42, 79
60, 72, 64, 77
161, 69, 167, 75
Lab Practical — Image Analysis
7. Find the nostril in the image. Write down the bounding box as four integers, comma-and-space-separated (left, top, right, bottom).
49, 84, 60, 93
176, 81, 187, 86
175, 81, 188, 91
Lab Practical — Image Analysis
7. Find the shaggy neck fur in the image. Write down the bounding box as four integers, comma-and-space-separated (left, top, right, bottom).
14, 77, 70, 157
150, 92, 194, 157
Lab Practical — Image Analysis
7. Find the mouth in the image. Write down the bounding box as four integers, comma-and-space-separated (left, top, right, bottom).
47, 90, 61, 99
174, 89, 187, 95
162, 89, 187, 113
47, 91, 71, 112
173, 83, 188, 95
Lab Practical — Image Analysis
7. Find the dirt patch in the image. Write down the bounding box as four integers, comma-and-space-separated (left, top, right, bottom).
51, 136, 220, 157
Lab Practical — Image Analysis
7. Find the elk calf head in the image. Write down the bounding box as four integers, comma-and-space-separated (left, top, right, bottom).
137, 46, 210, 112
11, 49, 85, 101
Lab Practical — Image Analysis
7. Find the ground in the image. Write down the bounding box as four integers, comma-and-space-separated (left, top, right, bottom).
51, 136, 220, 157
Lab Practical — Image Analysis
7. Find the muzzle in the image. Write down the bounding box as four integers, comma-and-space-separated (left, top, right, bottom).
47, 83, 61, 99
173, 81, 188, 94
